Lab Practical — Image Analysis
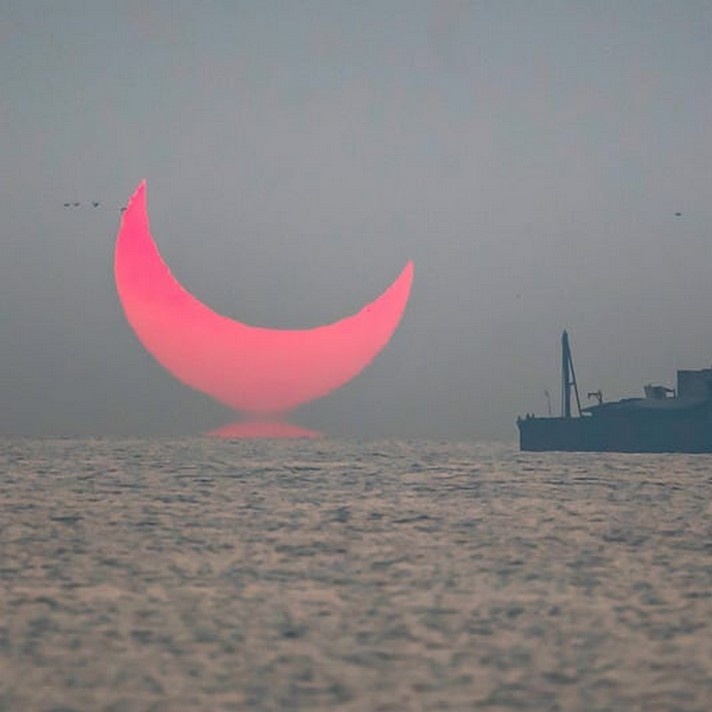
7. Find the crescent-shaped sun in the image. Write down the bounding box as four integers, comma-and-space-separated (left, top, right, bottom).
114, 181, 413, 422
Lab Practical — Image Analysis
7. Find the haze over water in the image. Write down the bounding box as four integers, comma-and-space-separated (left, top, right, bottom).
3, 2, 712, 440
3, 438, 712, 710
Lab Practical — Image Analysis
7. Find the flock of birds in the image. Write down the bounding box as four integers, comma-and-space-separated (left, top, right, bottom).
64, 200, 683, 218
63, 201, 126, 212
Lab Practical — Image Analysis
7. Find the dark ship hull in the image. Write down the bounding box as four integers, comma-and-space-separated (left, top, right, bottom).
518, 411, 712, 453
517, 332, 712, 454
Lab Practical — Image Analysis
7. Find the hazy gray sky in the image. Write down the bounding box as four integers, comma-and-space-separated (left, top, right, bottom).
2, 1, 711, 439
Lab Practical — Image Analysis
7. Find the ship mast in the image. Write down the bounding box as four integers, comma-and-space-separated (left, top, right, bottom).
561, 330, 582, 418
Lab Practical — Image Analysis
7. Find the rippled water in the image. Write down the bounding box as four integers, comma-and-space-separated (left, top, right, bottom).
2, 438, 712, 711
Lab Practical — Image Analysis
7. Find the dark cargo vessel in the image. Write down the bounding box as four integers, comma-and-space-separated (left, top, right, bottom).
517, 331, 712, 453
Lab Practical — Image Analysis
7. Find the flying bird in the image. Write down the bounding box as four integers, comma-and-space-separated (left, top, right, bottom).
92, 201, 100, 207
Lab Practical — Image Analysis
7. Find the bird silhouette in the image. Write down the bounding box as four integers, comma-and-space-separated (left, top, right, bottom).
92, 201, 100, 207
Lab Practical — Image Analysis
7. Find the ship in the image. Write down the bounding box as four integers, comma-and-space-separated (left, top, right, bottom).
517, 331, 712, 453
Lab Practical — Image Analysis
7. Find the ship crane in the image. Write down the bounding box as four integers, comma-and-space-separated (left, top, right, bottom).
587, 390, 603, 405
561, 330, 582, 417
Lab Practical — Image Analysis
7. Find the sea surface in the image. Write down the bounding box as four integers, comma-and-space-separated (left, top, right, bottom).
2, 438, 712, 711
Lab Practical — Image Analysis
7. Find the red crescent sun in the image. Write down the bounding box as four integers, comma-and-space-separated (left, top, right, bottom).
114, 181, 413, 437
